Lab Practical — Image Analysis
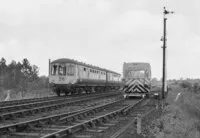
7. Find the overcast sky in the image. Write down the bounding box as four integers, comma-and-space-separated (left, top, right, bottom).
0, 0, 200, 79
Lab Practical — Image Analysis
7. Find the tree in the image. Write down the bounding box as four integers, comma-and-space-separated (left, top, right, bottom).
21, 58, 32, 79
0, 57, 7, 90
30, 65, 39, 81
0, 58, 41, 97
4, 60, 17, 89
0, 57, 6, 67
0, 57, 7, 75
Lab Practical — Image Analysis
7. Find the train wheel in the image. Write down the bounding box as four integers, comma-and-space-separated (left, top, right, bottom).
56, 90, 60, 96
87, 87, 91, 94
65, 91, 69, 96
79, 88, 83, 94
96, 87, 100, 93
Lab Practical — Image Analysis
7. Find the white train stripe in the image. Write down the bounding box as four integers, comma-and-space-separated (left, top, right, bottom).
128, 79, 143, 87
132, 87, 141, 92
126, 80, 144, 91
128, 83, 150, 93
133, 85, 146, 92
127, 84, 145, 93
125, 80, 133, 87
123, 78, 151, 93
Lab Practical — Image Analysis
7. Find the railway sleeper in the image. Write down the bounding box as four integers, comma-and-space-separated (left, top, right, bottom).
73, 135, 92, 138
86, 129, 103, 133
0, 95, 122, 137
70, 119, 118, 137
11, 132, 45, 137
33, 127, 59, 133
2, 98, 83, 122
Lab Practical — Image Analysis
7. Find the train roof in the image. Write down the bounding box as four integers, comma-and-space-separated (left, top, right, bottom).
123, 62, 151, 66
51, 58, 121, 75
123, 62, 151, 71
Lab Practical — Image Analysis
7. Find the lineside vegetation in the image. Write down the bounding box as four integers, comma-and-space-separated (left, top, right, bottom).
0, 57, 49, 100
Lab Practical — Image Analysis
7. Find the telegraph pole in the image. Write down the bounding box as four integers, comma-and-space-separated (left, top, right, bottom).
161, 7, 174, 99
48, 59, 51, 92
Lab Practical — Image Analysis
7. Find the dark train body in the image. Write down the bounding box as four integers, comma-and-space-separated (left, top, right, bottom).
49, 58, 121, 96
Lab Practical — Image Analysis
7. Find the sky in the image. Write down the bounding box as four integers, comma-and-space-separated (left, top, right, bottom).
0, 0, 200, 79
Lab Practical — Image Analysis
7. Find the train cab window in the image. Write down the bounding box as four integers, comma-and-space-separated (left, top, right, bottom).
58, 65, 66, 76
67, 64, 75, 76
51, 65, 57, 75
84, 68, 86, 71
127, 70, 145, 78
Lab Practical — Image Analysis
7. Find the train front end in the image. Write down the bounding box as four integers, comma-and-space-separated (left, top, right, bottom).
49, 59, 77, 96
122, 63, 151, 98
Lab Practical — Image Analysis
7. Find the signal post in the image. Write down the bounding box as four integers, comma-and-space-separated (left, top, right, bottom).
161, 7, 174, 99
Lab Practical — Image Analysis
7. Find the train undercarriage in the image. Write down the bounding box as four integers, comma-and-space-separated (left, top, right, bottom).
52, 84, 120, 96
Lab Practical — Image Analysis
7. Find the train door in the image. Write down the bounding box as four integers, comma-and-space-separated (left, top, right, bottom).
82, 67, 87, 78
87, 68, 90, 78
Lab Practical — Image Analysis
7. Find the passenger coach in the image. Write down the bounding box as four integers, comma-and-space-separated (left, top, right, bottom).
49, 58, 121, 96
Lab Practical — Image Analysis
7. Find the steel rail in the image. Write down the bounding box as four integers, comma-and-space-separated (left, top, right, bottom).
110, 104, 156, 138
0, 91, 119, 114
0, 98, 125, 136
0, 92, 121, 121
0, 90, 118, 107
41, 98, 145, 138
0, 96, 59, 107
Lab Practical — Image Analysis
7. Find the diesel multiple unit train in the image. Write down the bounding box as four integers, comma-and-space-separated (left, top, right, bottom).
122, 62, 151, 98
49, 58, 121, 96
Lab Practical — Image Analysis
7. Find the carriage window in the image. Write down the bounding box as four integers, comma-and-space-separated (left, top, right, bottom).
67, 64, 75, 76
58, 65, 66, 76
84, 68, 86, 71
127, 70, 145, 78
51, 65, 57, 75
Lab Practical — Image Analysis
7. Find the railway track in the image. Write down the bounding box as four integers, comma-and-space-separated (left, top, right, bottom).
109, 100, 155, 138
0, 91, 119, 113
0, 91, 117, 107
0, 92, 121, 125
0, 97, 148, 138
0, 96, 59, 107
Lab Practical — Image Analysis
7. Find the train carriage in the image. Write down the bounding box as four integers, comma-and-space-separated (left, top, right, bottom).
122, 62, 151, 98
49, 58, 121, 96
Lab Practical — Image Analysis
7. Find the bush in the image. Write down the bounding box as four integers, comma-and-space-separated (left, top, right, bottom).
179, 81, 192, 89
